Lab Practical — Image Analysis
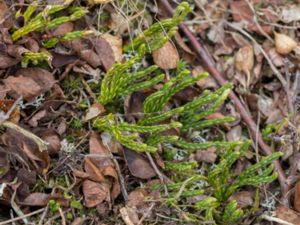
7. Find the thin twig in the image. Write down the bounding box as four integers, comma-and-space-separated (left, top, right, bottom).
260, 214, 293, 225
0, 208, 45, 225
137, 202, 155, 225
146, 152, 168, 195
58, 208, 66, 225
1, 121, 48, 152
103, 139, 128, 201
158, 0, 288, 202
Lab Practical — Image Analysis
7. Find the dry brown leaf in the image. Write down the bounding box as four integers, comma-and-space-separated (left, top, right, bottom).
51, 52, 78, 68
83, 180, 109, 207
226, 126, 242, 142
17, 168, 36, 186
21, 193, 50, 206
0, 152, 9, 178
257, 94, 273, 117
37, 129, 61, 156
0, 55, 19, 69
0, 0, 8, 22
93, 37, 115, 71
152, 41, 179, 70
101, 34, 123, 62
174, 32, 194, 55
125, 92, 146, 123
85, 132, 120, 200
127, 188, 148, 208
84, 157, 105, 182
230, 1, 272, 34
6, 45, 29, 59
3, 76, 42, 101
66, 39, 101, 68
16, 68, 56, 92
2, 128, 50, 174
28, 110, 47, 127
24, 38, 40, 53
120, 206, 140, 225
195, 147, 217, 163
276, 205, 300, 225
124, 148, 156, 179
102, 166, 120, 200
229, 191, 253, 208
275, 32, 297, 55
295, 182, 300, 213
268, 48, 284, 67
52, 22, 74, 37
84, 103, 105, 121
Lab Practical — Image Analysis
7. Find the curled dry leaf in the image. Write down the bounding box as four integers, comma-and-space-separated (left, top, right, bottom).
84, 132, 120, 200
6, 45, 29, 59
235, 45, 254, 86
83, 103, 105, 121
275, 32, 297, 55
1, 128, 50, 174
174, 32, 194, 55
124, 148, 156, 179
152, 41, 179, 70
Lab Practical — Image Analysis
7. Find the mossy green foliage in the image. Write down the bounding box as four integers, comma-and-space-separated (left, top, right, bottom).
11, 0, 92, 67
98, 2, 192, 105
12, 0, 86, 41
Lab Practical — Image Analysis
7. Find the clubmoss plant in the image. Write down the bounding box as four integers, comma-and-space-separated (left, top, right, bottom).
11, 0, 92, 67
13, 1, 284, 224
91, 2, 283, 224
